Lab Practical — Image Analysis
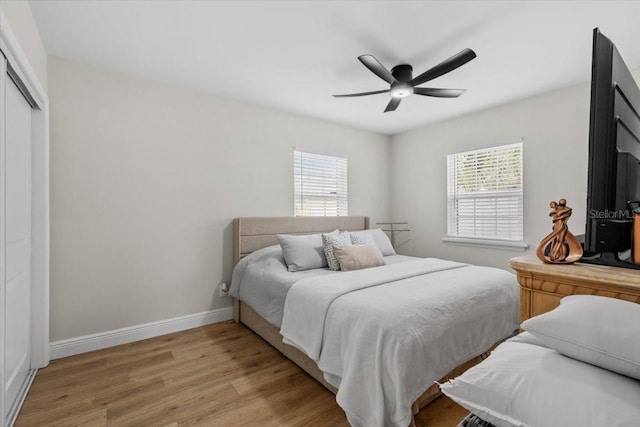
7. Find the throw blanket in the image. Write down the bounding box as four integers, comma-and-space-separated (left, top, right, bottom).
280, 258, 519, 427
281, 258, 467, 360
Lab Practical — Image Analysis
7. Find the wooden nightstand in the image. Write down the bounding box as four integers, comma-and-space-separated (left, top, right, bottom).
509, 255, 640, 323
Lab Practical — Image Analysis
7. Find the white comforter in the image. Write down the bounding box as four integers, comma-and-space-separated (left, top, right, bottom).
280, 258, 519, 427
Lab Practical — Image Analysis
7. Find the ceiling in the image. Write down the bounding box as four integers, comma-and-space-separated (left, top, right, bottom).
29, 1, 640, 135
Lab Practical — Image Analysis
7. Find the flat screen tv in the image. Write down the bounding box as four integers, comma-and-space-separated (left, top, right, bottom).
582, 28, 640, 269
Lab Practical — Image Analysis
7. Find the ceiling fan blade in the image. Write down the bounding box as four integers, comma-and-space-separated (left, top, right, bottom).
358, 54, 398, 84
413, 87, 466, 98
333, 89, 390, 98
410, 48, 476, 87
384, 97, 401, 113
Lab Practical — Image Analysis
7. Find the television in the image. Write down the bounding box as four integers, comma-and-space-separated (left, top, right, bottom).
582, 28, 640, 270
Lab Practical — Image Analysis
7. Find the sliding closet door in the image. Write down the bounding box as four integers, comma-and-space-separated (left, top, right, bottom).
3, 62, 33, 420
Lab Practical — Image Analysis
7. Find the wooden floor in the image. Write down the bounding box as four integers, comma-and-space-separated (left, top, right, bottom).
16, 321, 467, 426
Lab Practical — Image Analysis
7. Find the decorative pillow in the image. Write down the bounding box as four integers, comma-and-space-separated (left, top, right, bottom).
322, 231, 352, 270
350, 231, 375, 246
349, 228, 396, 256
332, 243, 384, 272
521, 295, 640, 380
440, 332, 640, 427
277, 232, 334, 272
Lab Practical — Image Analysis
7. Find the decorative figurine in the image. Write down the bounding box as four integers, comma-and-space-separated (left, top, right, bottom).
536, 198, 583, 264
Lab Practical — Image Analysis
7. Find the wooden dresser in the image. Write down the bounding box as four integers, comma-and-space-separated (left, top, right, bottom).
509, 255, 640, 322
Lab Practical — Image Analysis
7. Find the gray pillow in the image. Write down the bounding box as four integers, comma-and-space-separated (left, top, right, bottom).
277, 232, 332, 272
522, 295, 640, 380
322, 231, 352, 271
350, 228, 396, 256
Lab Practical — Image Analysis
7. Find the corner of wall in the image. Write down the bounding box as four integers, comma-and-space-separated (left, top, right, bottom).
0, 0, 48, 92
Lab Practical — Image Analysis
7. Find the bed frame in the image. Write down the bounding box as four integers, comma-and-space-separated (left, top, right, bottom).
232, 216, 490, 421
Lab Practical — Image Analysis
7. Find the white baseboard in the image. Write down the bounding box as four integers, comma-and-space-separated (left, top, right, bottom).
6, 368, 36, 427
49, 307, 233, 360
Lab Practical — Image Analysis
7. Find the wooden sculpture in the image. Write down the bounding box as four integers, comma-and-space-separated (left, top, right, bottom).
536, 198, 583, 264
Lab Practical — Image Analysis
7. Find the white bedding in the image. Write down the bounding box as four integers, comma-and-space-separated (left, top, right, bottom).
228, 245, 417, 327
280, 257, 520, 427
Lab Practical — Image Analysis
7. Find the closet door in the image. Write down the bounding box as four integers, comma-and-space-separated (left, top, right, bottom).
3, 62, 33, 420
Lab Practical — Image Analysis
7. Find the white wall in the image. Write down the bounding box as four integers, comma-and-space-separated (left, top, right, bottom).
48, 56, 391, 341
0, 0, 47, 90
46, 49, 639, 342
390, 70, 640, 270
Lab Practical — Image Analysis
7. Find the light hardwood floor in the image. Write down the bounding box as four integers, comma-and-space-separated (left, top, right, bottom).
16, 321, 467, 426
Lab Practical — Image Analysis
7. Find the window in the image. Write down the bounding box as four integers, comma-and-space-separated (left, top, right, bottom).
294, 150, 348, 216
445, 142, 525, 248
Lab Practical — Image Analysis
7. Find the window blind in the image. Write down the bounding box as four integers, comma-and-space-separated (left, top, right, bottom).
294, 150, 348, 216
447, 142, 523, 241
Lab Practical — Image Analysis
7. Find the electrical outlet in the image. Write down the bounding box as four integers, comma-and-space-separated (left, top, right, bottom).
219, 282, 229, 297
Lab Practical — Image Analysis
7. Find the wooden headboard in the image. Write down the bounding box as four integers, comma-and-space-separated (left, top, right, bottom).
233, 216, 369, 266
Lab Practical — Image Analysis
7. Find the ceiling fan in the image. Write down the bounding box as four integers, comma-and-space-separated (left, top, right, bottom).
333, 48, 477, 112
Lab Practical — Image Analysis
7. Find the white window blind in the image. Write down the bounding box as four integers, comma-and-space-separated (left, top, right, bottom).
447, 142, 523, 242
294, 150, 348, 216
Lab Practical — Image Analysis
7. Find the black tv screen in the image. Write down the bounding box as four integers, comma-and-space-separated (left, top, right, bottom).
583, 28, 640, 269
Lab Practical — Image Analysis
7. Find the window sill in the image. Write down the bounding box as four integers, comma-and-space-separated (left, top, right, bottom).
442, 236, 529, 252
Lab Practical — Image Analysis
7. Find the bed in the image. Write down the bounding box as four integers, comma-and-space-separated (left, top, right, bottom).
441, 295, 640, 427
229, 216, 520, 427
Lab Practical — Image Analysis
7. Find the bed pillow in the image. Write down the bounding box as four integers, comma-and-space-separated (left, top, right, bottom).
349, 228, 396, 256
332, 243, 384, 272
322, 231, 352, 270
440, 333, 640, 427
277, 232, 335, 272
349, 231, 375, 246
521, 295, 640, 380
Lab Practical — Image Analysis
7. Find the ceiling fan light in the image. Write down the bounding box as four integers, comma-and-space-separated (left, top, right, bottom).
390, 85, 413, 98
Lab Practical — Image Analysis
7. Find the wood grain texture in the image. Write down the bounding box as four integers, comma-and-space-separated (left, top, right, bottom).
16, 322, 467, 426
238, 302, 338, 394
510, 255, 640, 322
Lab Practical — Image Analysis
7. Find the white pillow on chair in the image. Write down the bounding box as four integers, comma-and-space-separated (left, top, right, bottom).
440, 332, 640, 427
521, 295, 640, 379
